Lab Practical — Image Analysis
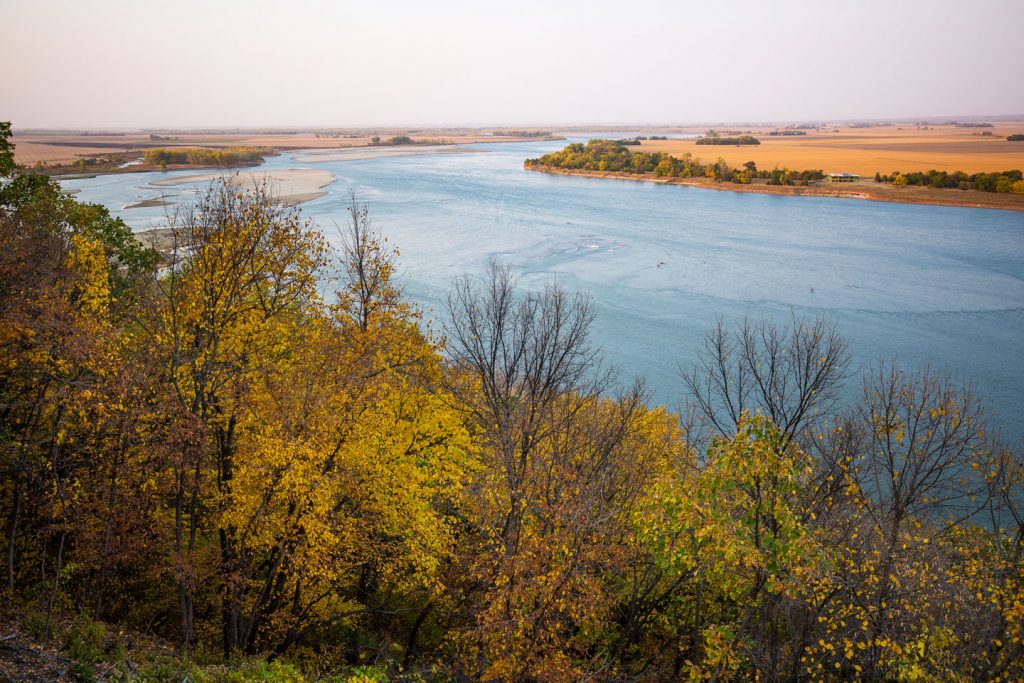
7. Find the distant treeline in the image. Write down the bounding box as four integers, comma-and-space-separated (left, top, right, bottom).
492, 130, 553, 137
953, 122, 994, 128
1008, 134, 1024, 142
369, 135, 450, 146
696, 131, 760, 146
875, 168, 1024, 194
143, 146, 270, 167
526, 139, 823, 185
768, 130, 807, 136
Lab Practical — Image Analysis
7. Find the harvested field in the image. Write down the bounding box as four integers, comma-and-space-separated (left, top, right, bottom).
630, 123, 1024, 176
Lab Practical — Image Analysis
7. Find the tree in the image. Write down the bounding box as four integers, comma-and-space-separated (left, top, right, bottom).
0, 121, 15, 176
680, 315, 851, 449
444, 264, 682, 679
146, 179, 329, 651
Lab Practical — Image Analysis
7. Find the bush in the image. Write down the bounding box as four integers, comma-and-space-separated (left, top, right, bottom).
337, 666, 388, 682
66, 619, 107, 663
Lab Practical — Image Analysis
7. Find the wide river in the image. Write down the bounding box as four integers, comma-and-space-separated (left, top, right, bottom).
61, 139, 1024, 443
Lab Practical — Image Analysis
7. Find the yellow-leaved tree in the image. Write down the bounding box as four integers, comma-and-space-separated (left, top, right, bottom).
143, 183, 475, 659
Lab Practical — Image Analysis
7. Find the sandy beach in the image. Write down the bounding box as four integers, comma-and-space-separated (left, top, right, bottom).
149, 168, 336, 205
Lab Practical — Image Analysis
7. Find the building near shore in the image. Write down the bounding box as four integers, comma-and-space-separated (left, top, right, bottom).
828, 173, 860, 182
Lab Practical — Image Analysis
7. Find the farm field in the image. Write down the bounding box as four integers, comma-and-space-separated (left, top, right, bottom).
630, 123, 1024, 176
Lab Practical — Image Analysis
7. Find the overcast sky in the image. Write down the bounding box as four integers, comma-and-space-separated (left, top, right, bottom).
5, 0, 1023, 128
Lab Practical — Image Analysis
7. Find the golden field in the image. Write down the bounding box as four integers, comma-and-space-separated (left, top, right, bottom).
631, 123, 1024, 176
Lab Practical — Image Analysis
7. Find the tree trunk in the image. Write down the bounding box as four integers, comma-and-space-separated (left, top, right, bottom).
5, 477, 21, 592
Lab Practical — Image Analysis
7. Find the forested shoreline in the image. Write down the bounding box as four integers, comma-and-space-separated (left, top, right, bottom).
526, 140, 825, 185
528, 138, 1024, 202
2, 122, 1024, 681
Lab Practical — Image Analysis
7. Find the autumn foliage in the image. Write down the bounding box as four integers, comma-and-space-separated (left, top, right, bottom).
1, 127, 1022, 681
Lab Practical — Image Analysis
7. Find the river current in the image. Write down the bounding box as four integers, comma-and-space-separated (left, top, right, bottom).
60, 138, 1024, 442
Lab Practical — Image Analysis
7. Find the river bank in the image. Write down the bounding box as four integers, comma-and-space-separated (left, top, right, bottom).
525, 165, 1024, 211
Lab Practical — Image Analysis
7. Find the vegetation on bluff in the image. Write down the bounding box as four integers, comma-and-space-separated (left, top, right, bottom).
142, 146, 271, 168
2, 122, 1024, 681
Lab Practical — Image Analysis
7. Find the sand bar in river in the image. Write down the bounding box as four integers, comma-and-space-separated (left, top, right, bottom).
149, 168, 336, 204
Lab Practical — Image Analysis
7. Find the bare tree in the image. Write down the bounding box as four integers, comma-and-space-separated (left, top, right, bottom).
680, 314, 851, 448
444, 261, 608, 553
852, 362, 992, 529
339, 191, 401, 332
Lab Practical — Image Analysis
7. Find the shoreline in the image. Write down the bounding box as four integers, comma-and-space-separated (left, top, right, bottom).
42, 145, 479, 177
45, 158, 267, 178
24, 135, 564, 176
525, 165, 1024, 212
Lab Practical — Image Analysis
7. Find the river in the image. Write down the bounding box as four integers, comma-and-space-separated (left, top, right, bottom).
59, 138, 1024, 443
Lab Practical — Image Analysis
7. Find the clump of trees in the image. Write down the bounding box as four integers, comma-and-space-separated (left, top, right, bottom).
527, 140, 824, 186
696, 130, 760, 145
369, 135, 422, 146
2, 122, 1024, 681
875, 168, 1024, 194
617, 135, 668, 145
142, 146, 271, 168
1008, 134, 1024, 142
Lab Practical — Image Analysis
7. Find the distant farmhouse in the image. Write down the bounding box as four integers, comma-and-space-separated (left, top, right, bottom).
827, 173, 859, 183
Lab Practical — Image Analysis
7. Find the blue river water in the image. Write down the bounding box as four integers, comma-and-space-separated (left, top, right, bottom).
60, 139, 1024, 443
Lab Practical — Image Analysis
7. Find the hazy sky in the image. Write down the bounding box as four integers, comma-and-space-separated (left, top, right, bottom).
5, 0, 1023, 128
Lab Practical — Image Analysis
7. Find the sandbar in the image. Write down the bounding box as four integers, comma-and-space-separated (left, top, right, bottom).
125, 196, 175, 209
292, 145, 480, 163
149, 168, 335, 205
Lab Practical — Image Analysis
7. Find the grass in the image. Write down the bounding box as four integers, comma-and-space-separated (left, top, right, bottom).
0, 607, 403, 682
